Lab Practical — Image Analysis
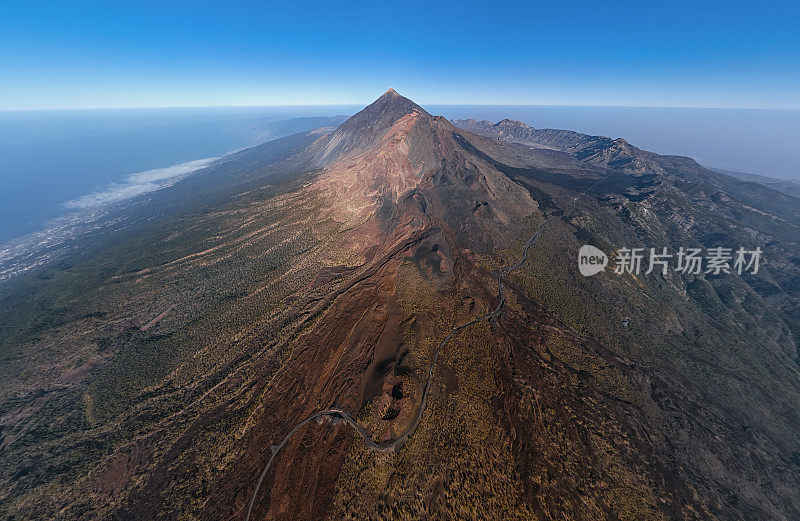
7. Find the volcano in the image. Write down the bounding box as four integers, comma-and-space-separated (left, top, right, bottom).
3, 90, 800, 521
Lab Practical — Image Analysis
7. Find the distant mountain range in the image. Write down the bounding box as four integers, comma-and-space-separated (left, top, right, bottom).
2, 90, 799, 521
457, 117, 800, 198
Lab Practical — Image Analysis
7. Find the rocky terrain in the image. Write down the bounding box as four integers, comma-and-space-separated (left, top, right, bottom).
2, 90, 800, 520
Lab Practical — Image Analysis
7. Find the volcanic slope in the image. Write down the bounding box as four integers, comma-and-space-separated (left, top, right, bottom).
1, 90, 799, 521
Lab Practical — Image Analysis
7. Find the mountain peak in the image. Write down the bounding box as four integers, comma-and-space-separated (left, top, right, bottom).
311, 89, 430, 164
366, 88, 426, 117
496, 118, 530, 129
345, 89, 427, 127
452, 118, 536, 143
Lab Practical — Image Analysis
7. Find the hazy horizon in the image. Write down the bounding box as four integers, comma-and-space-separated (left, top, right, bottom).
1, 103, 798, 246
4, 102, 800, 113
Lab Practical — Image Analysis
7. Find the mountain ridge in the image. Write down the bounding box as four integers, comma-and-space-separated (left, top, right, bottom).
1, 90, 799, 521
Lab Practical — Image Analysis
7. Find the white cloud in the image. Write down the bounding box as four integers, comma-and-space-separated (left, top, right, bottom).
65, 157, 218, 209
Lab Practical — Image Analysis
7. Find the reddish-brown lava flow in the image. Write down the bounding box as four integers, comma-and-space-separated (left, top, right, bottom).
244, 170, 614, 521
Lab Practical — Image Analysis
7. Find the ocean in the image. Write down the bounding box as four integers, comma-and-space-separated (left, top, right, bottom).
0, 106, 357, 244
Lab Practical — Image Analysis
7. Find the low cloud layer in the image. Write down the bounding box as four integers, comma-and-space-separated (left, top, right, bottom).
65, 158, 217, 209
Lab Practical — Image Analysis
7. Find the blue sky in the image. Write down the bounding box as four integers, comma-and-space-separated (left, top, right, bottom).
1, 1, 799, 109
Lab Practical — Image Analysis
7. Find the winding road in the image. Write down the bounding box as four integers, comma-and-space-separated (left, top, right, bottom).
245, 171, 613, 521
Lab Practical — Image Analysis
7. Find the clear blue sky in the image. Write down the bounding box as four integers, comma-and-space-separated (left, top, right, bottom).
2, 1, 799, 110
